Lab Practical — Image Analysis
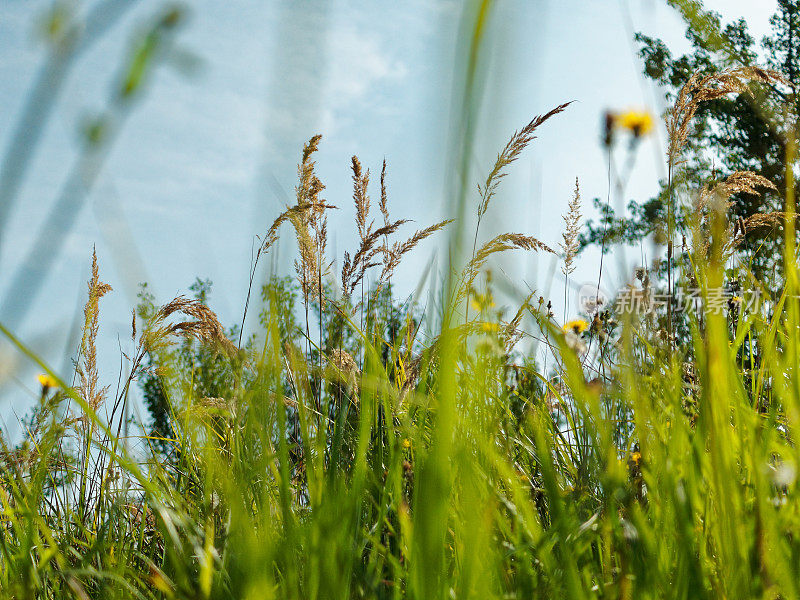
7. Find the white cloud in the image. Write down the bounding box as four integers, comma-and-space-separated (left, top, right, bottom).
326, 28, 407, 103
262, 5, 409, 160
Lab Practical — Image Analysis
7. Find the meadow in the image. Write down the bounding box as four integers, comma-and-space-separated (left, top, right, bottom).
3, 1, 800, 599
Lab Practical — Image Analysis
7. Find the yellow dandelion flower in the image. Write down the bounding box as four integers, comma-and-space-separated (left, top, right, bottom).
480, 322, 499, 334
614, 111, 654, 137
631, 451, 642, 465
37, 373, 58, 391
402, 439, 412, 449
731, 296, 743, 303
562, 319, 588, 335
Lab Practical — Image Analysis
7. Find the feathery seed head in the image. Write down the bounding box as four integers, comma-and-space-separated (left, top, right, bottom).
560, 177, 582, 276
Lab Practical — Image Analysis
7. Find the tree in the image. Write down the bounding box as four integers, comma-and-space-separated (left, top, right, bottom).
582, 3, 799, 290
137, 279, 240, 461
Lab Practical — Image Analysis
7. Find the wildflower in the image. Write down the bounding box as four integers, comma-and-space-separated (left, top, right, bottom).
402, 439, 412, 449
470, 292, 496, 313
563, 319, 588, 335
480, 322, 499, 334
564, 330, 587, 354
614, 110, 654, 137
771, 461, 796, 487
37, 373, 58, 392
631, 451, 642, 465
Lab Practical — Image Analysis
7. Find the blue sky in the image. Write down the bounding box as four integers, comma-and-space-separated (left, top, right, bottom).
0, 0, 777, 435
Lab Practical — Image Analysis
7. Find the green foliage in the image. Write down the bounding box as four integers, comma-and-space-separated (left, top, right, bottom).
583, 3, 800, 289
579, 194, 667, 252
